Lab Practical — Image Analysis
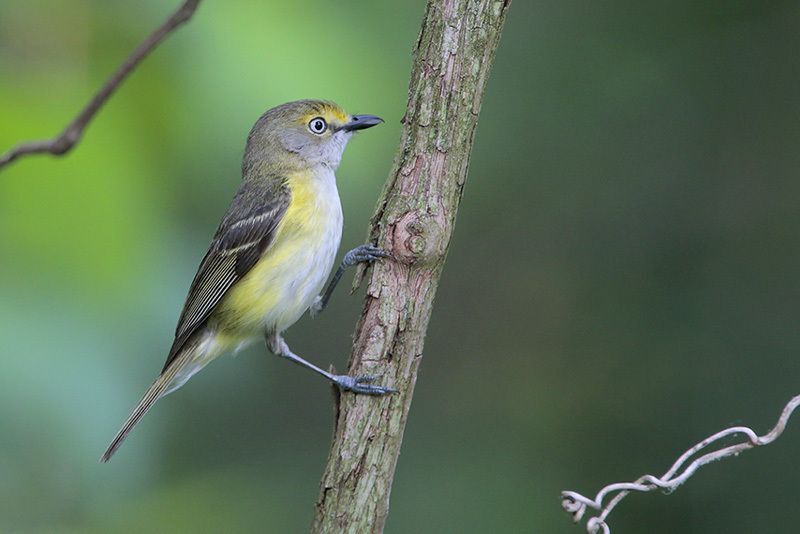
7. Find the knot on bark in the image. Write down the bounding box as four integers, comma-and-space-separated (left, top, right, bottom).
391, 212, 445, 266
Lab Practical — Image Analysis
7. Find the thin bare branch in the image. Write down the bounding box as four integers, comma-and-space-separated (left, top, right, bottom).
311, 1, 512, 531
0, 0, 201, 171
562, 394, 800, 534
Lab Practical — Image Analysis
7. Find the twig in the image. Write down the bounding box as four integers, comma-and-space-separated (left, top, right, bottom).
561, 394, 800, 533
0, 0, 201, 171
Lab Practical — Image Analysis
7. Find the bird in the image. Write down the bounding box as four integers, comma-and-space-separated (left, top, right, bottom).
101, 100, 393, 462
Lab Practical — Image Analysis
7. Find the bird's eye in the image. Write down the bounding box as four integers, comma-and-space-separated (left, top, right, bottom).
308, 117, 327, 134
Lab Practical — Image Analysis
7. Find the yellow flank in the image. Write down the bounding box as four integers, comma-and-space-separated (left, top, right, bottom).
213, 168, 341, 338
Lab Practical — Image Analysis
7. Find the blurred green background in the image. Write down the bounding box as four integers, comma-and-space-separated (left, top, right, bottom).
2, 1, 800, 532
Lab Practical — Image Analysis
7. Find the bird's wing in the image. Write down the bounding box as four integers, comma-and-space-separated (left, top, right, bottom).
162, 179, 290, 371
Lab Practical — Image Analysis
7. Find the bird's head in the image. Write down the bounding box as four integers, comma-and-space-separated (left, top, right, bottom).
243, 99, 383, 174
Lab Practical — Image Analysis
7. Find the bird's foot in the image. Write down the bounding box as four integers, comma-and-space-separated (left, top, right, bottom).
332, 374, 396, 395
343, 244, 389, 268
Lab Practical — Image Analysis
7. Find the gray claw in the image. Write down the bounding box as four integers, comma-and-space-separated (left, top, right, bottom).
333, 374, 396, 395
344, 245, 390, 267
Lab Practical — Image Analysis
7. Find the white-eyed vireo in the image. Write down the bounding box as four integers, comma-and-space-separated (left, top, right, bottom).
102, 100, 392, 462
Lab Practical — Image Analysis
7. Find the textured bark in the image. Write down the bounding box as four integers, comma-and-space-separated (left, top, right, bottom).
311, 1, 511, 532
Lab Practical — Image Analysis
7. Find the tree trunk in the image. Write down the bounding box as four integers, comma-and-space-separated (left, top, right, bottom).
311, 1, 511, 532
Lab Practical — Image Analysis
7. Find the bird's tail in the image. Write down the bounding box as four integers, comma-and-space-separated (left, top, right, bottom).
100, 347, 203, 463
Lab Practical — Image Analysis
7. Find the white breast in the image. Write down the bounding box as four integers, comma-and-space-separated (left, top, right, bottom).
265, 166, 343, 333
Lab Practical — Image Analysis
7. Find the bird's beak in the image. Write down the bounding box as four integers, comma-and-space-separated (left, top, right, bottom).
340, 114, 384, 132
